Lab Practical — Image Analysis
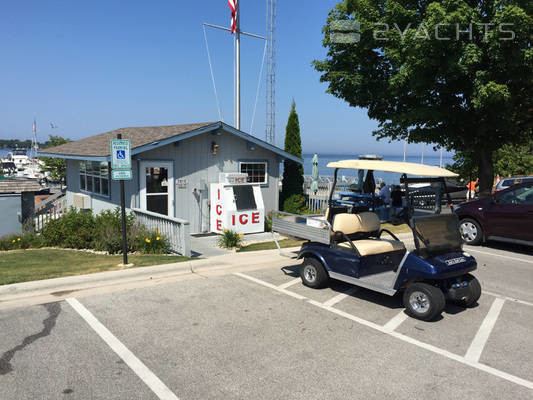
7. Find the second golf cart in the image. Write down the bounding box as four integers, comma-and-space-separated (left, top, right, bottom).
272, 159, 481, 321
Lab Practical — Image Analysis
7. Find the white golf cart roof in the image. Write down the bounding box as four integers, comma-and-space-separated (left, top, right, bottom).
326, 160, 458, 177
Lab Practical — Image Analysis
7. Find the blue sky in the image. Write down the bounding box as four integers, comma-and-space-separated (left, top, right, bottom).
0, 0, 450, 157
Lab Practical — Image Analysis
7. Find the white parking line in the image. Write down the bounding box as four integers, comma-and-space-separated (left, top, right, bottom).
234, 272, 307, 300
465, 298, 506, 362
277, 278, 301, 290
66, 298, 180, 400
234, 273, 533, 391
465, 247, 533, 264
483, 290, 533, 307
323, 287, 358, 307
382, 310, 409, 333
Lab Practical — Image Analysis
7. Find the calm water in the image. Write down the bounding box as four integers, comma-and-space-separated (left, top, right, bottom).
302, 153, 454, 185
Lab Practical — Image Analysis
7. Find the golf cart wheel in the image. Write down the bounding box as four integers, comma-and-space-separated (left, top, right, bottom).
459, 274, 482, 307
403, 283, 445, 321
459, 218, 483, 245
300, 257, 328, 289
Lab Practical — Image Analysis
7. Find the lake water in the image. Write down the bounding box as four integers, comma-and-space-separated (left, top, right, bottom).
302, 153, 454, 185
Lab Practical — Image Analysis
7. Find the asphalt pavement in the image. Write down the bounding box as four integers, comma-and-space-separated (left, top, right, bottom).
1, 240, 532, 399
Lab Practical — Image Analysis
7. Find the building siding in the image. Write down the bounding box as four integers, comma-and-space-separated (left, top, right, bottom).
65, 130, 281, 233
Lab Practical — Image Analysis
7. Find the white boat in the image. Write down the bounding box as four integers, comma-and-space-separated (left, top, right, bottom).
1, 149, 49, 180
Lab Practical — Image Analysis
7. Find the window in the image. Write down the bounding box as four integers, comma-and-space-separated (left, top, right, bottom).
239, 161, 267, 184
80, 161, 110, 196
496, 185, 533, 205
233, 185, 257, 210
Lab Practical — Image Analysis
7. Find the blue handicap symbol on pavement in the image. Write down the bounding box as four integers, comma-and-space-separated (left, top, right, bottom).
116, 150, 126, 159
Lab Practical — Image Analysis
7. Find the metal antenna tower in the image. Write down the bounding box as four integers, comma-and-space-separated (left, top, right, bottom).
265, 0, 276, 144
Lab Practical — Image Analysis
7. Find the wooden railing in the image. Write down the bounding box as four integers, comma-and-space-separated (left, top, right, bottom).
132, 208, 191, 257
33, 191, 68, 231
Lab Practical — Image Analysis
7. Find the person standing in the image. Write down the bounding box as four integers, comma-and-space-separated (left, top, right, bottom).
379, 182, 391, 205
467, 178, 478, 200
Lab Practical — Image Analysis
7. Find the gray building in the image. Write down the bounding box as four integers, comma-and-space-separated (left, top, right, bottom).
0, 179, 42, 236
40, 121, 302, 233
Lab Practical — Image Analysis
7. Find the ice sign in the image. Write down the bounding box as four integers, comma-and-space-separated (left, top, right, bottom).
110, 139, 131, 170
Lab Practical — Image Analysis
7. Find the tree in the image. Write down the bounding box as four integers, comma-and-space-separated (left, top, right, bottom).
40, 135, 70, 181
281, 101, 304, 208
314, 0, 532, 197
449, 139, 533, 181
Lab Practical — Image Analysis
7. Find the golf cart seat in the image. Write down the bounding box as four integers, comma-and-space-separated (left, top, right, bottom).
332, 212, 405, 256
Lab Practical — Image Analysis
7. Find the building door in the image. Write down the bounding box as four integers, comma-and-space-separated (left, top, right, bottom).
140, 161, 174, 217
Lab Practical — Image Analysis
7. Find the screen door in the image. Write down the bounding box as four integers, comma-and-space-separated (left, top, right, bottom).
140, 161, 174, 217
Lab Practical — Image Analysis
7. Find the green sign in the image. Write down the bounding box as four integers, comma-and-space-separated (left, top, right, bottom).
112, 169, 133, 180
110, 139, 131, 170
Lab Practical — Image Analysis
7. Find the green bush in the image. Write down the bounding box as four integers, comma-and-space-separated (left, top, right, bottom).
41, 207, 95, 249
282, 194, 307, 214
217, 229, 243, 249
37, 207, 169, 254
0, 232, 43, 251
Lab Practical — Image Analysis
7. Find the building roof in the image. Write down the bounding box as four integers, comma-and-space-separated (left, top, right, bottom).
0, 178, 43, 194
39, 121, 303, 164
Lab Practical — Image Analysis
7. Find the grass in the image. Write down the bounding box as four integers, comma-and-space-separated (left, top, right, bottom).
237, 238, 304, 252
0, 249, 191, 286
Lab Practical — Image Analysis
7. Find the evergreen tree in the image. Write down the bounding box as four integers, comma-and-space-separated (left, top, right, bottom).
281, 101, 304, 208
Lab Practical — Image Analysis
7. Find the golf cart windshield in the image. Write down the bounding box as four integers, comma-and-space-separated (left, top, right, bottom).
412, 214, 463, 256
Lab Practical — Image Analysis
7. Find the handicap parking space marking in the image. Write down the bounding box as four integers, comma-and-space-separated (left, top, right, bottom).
66, 298, 180, 400
382, 310, 409, 333
277, 278, 301, 290
322, 287, 358, 307
465, 298, 506, 363
234, 272, 533, 391
483, 290, 533, 308
465, 247, 533, 265
234, 272, 307, 300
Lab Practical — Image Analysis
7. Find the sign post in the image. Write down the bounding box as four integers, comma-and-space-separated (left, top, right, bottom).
111, 135, 132, 266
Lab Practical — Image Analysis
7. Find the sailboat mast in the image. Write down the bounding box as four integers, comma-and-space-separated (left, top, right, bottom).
235, 0, 241, 130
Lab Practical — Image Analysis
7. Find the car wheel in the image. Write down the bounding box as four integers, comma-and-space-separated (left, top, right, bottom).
459, 218, 483, 245
458, 274, 482, 307
300, 257, 328, 289
403, 283, 445, 321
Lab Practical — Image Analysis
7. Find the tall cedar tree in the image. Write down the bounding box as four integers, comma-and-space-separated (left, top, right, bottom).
314, 0, 532, 197
281, 101, 304, 207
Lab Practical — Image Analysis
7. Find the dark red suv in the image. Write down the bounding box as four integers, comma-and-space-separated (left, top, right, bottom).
454, 182, 533, 246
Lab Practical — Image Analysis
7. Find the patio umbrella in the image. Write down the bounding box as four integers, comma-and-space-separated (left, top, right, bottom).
310, 154, 319, 193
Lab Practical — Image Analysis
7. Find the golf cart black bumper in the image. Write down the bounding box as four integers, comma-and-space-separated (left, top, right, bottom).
445, 279, 472, 301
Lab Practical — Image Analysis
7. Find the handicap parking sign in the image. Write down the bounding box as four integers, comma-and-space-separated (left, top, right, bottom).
110, 139, 131, 170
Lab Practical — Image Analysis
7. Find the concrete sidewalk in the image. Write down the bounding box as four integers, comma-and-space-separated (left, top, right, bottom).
0, 247, 301, 309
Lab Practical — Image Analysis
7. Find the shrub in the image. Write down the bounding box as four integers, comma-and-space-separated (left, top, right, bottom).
135, 228, 170, 254
93, 209, 135, 254
41, 207, 95, 249
0, 232, 43, 251
282, 194, 307, 214
217, 229, 243, 249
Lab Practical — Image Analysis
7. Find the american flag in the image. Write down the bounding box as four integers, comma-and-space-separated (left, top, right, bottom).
228, 0, 237, 34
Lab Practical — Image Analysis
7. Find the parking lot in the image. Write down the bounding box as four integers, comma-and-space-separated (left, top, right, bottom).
1, 242, 532, 399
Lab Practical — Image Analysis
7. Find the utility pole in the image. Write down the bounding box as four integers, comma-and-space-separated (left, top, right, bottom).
235, 0, 241, 129
265, 0, 276, 144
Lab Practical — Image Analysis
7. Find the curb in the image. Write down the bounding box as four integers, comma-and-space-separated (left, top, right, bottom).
0, 247, 301, 303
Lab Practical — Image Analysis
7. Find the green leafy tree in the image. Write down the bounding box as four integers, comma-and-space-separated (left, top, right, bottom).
40, 135, 70, 181
314, 0, 532, 196
281, 101, 304, 208
449, 140, 533, 181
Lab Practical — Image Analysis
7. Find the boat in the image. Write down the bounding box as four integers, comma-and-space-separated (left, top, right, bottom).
1, 148, 49, 180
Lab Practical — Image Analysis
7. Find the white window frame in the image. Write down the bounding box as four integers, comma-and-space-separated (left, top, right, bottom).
238, 161, 268, 185
139, 161, 175, 218
79, 161, 110, 198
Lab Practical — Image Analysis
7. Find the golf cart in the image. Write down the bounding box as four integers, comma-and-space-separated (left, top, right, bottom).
272, 160, 481, 321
